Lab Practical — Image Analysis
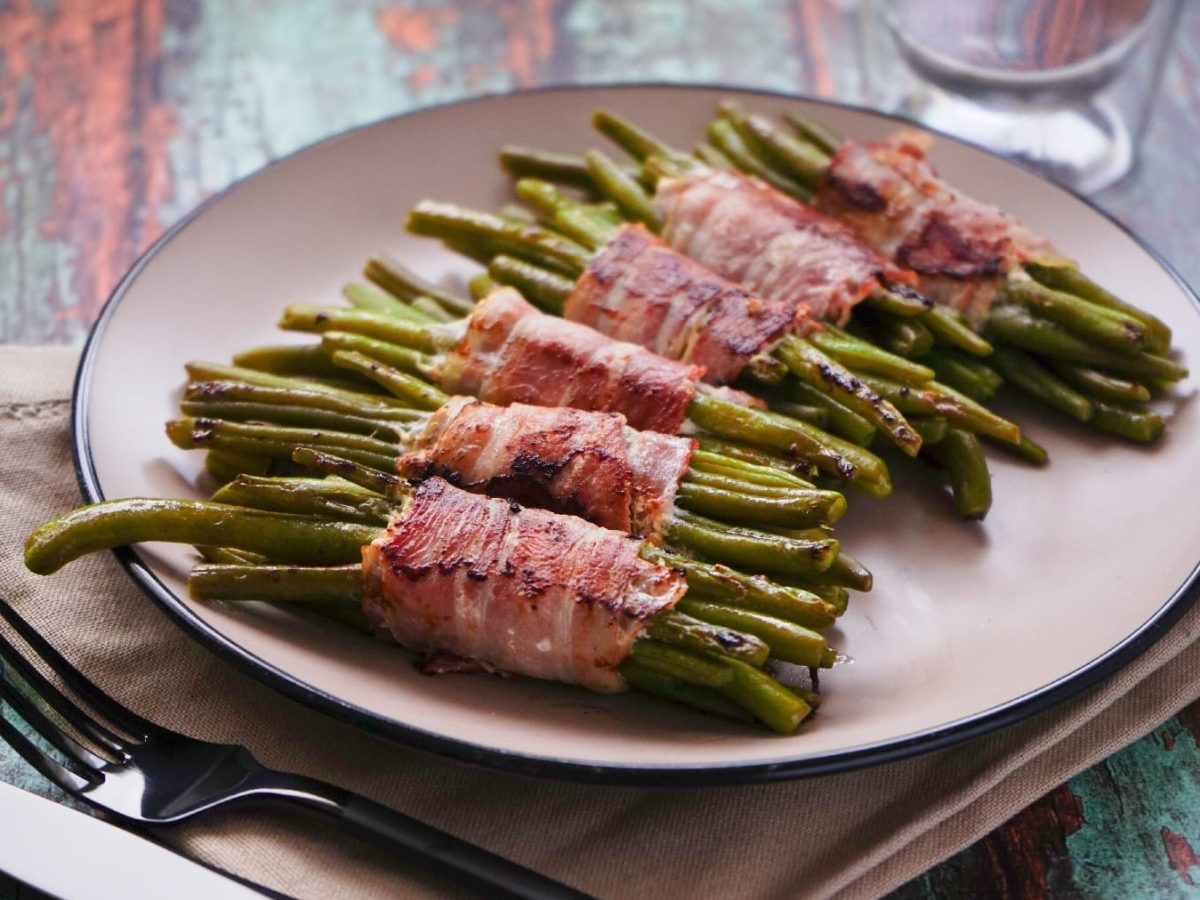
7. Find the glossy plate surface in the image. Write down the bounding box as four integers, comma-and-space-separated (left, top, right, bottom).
76, 85, 1200, 783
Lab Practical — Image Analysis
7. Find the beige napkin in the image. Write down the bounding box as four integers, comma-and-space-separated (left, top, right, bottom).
3, 345, 1199, 899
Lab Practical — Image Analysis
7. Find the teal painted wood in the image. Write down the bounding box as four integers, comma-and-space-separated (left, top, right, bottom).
2, 2, 1200, 895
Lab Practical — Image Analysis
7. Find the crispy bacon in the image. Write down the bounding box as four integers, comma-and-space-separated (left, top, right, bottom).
816, 131, 1053, 324
361, 477, 685, 692
654, 169, 913, 326
436, 287, 701, 434
398, 397, 694, 537
565, 224, 793, 384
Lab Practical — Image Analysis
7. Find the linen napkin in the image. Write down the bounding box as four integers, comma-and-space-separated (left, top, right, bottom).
3, 345, 1198, 900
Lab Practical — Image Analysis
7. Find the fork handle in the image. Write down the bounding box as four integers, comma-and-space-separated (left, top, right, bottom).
276, 778, 590, 899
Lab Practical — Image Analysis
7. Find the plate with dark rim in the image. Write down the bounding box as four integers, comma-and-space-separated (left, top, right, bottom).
74, 84, 1200, 785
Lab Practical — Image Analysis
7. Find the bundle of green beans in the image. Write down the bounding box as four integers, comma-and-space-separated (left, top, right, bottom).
492, 139, 1024, 517
23, 465, 832, 734
258, 270, 899, 497
167, 378, 857, 579
691, 102, 1181, 443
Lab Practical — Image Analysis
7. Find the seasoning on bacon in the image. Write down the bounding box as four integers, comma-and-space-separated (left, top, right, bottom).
565, 223, 794, 384
816, 131, 1054, 325
654, 169, 914, 327
361, 477, 686, 692
435, 287, 702, 434
398, 397, 694, 537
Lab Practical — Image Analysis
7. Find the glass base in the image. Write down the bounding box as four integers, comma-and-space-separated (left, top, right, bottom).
898, 89, 1133, 194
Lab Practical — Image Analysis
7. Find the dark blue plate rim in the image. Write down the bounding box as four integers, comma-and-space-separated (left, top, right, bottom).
72, 82, 1200, 787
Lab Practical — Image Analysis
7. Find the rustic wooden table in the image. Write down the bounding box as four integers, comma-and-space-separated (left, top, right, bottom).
2, 1, 1199, 896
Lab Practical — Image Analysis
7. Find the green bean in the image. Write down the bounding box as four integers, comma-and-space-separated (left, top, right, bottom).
410, 296, 456, 324
986, 432, 1050, 467
292, 448, 405, 495
1024, 261, 1171, 353
985, 305, 1187, 382
231, 344, 350, 380
166, 418, 399, 473
1090, 400, 1165, 443
1047, 361, 1152, 405
183, 378, 419, 422
499, 145, 598, 190
810, 326, 936, 383
204, 450, 270, 484
513, 178, 621, 250
855, 307, 936, 357
407, 201, 590, 279
922, 306, 993, 356
745, 352, 790, 385
211, 476, 395, 525
787, 381, 877, 447
717, 101, 826, 190
674, 481, 845, 529
619, 660, 752, 722
909, 416, 949, 445
988, 346, 1093, 422
782, 109, 843, 156
646, 548, 837, 628
688, 392, 889, 487
766, 400, 829, 428
863, 282, 935, 317
24, 499, 377, 575
364, 253, 476, 317
317, 331, 429, 378
592, 109, 678, 162
775, 335, 922, 456
666, 512, 837, 578
181, 398, 402, 441
644, 610, 770, 667
486, 255, 572, 314
707, 118, 812, 201
343, 281, 433, 323
584, 149, 660, 229
859, 373, 1021, 445
753, 528, 872, 591
688, 450, 814, 489
684, 469, 808, 498
189, 563, 365, 604
467, 272, 495, 300
279, 305, 445, 354
330, 350, 448, 411
1005, 277, 1149, 353
925, 429, 992, 520
626, 641, 812, 733
678, 597, 829, 668
196, 546, 264, 566
923, 348, 1004, 402
692, 143, 734, 169
694, 436, 814, 477
185, 363, 410, 409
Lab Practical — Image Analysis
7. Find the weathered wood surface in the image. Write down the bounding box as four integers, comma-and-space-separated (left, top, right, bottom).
2, 2, 1199, 896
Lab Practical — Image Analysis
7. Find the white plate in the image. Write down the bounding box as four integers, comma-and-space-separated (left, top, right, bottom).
74, 85, 1200, 783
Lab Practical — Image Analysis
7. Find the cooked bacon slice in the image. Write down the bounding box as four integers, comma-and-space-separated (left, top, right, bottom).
816, 131, 1053, 325
398, 397, 694, 537
436, 287, 701, 434
362, 477, 685, 692
654, 169, 914, 327
565, 224, 793, 384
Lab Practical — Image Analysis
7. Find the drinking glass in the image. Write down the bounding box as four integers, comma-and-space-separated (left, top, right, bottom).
858, 0, 1184, 193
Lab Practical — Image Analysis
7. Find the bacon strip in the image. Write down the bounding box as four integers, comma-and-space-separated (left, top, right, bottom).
565, 224, 793, 384
816, 131, 1053, 325
654, 169, 913, 327
361, 478, 685, 692
436, 287, 701, 434
398, 397, 694, 537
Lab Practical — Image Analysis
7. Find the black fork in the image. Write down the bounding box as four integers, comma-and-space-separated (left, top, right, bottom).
0, 598, 588, 899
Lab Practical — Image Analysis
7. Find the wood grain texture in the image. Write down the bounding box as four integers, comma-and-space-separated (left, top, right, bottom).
2, 2, 1200, 896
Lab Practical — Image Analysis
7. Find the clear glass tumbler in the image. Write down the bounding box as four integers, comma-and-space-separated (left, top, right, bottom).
858, 0, 1184, 193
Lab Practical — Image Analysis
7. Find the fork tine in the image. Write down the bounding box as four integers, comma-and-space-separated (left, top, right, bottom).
0, 676, 109, 773
0, 599, 151, 744
0, 706, 94, 793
